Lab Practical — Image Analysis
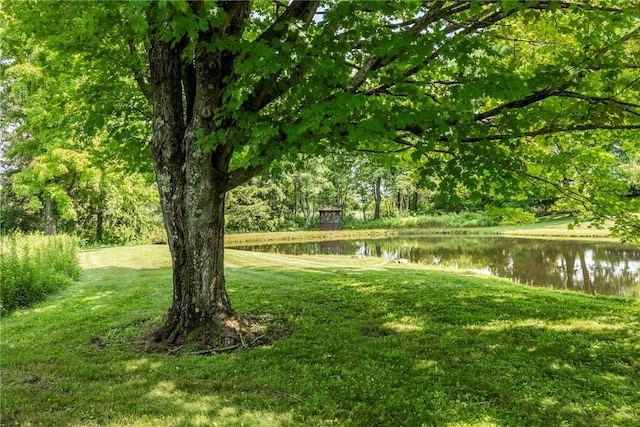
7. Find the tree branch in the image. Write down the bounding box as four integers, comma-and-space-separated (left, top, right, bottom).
526, 1, 629, 14
359, 1, 525, 96
347, 1, 474, 94
555, 91, 640, 115
474, 84, 571, 122
351, 146, 412, 155
523, 170, 618, 223
473, 24, 640, 124
242, 0, 320, 113
485, 33, 569, 46
256, 0, 319, 44
176, 36, 196, 125
225, 163, 264, 192
218, 0, 255, 35
455, 124, 640, 144
127, 37, 152, 103
589, 25, 640, 62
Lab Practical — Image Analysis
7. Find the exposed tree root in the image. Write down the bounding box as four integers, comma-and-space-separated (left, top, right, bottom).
143, 311, 276, 355
167, 334, 269, 356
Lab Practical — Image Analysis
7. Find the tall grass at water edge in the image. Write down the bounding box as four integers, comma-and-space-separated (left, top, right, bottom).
0, 234, 81, 316
342, 211, 497, 230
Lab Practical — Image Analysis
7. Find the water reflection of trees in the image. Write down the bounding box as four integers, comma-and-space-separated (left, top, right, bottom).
355, 238, 640, 298
237, 238, 640, 298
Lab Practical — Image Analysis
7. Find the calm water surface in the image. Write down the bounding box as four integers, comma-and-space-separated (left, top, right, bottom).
232, 236, 640, 298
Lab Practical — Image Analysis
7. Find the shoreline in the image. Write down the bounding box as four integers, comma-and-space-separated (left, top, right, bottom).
224, 220, 621, 247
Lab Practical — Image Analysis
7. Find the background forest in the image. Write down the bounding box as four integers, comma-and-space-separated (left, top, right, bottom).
3, 142, 619, 243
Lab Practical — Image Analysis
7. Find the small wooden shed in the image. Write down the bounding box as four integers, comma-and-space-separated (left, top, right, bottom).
318, 207, 341, 231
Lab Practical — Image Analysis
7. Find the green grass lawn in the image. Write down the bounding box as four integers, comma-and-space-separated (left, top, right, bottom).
2, 245, 639, 426
492, 217, 615, 239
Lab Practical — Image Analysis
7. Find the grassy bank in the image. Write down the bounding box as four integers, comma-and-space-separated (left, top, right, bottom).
225, 216, 615, 247
225, 228, 400, 246
490, 217, 615, 239
2, 245, 638, 426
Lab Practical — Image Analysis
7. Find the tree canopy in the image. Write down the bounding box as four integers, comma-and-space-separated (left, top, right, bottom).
1, 0, 639, 347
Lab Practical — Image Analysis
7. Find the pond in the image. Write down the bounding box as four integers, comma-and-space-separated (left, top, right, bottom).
232, 236, 640, 298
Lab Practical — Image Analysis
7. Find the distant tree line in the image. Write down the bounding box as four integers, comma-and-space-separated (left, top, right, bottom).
3, 143, 639, 241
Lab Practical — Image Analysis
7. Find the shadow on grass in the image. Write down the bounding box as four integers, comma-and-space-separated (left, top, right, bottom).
2, 263, 639, 426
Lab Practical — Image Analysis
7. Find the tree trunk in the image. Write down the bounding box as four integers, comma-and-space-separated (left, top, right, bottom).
44, 196, 57, 236
303, 193, 312, 225
146, 30, 257, 348
96, 209, 104, 243
157, 181, 235, 345
292, 179, 299, 216
374, 176, 382, 220
405, 191, 410, 215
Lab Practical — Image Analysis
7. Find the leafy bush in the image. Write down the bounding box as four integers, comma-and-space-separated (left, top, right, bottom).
0, 234, 81, 315
445, 211, 498, 227
485, 206, 538, 225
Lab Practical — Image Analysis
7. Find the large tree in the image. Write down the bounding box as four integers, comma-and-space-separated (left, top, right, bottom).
2, 0, 639, 347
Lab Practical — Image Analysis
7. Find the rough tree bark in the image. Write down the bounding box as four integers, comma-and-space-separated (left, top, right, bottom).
44, 196, 57, 236
146, 2, 259, 348
373, 176, 382, 220
140, 0, 321, 349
